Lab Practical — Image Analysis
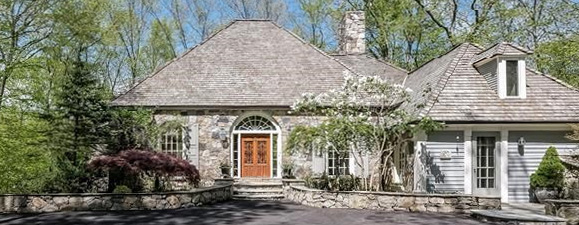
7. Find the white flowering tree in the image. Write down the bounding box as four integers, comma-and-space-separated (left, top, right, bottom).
286, 73, 440, 191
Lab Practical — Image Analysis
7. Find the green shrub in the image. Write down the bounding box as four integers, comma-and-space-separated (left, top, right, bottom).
113, 185, 132, 194
530, 146, 566, 189
304, 174, 360, 191
330, 175, 360, 191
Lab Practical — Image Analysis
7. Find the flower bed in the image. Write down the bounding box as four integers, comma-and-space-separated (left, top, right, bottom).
285, 185, 500, 213
0, 184, 232, 213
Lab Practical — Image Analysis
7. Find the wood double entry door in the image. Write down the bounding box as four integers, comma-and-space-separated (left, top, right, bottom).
241, 134, 271, 177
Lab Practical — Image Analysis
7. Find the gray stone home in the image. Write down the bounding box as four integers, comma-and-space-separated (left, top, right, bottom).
113, 11, 579, 203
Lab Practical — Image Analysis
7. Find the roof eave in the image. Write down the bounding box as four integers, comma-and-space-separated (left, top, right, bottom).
110, 104, 292, 111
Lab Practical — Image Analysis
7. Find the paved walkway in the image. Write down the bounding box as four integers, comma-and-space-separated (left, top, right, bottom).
472, 203, 566, 224
0, 200, 494, 225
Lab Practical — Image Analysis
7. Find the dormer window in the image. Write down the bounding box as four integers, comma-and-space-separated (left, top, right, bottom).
473, 43, 531, 99
498, 57, 526, 99
506, 60, 519, 96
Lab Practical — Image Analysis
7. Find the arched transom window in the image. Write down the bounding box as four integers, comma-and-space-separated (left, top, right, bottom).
234, 115, 276, 131
231, 114, 281, 178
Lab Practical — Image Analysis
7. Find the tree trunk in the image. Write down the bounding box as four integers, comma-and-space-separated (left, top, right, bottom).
0, 75, 8, 110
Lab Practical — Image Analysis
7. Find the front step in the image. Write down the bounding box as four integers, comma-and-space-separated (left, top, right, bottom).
233, 178, 284, 200
232, 194, 285, 200
471, 209, 567, 225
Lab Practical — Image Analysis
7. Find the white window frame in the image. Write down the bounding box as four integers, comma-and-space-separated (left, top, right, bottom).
326, 150, 351, 176
497, 57, 526, 99
159, 127, 185, 159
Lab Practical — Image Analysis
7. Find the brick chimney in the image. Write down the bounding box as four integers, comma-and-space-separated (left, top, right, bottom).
338, 11, 365, 55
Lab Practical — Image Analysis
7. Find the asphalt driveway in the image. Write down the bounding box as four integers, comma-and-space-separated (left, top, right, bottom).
0, 200, 494, 225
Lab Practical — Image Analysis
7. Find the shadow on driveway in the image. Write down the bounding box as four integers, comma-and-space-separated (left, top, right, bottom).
0, 200, 496, 225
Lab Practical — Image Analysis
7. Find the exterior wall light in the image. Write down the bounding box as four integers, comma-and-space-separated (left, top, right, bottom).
217, 115, 229, 149
518, 137, 526, 156
219, 128, 229, 149
518, 137, 526, 146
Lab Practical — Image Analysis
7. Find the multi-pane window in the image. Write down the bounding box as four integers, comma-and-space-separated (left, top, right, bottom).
396, 142, 414, 174
232, 134, 239, 177
476, 137, 496, 189
506, 60, 519, 96
272, 134, 278, 177
328, 150, 349, 176
160, 128, 184, 159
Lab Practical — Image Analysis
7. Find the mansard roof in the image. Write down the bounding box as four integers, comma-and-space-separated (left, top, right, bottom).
112, 20, 404, 109
405, 42, 579, 123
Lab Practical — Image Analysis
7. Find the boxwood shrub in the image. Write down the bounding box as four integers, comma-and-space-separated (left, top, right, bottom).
530, 146, 565, 189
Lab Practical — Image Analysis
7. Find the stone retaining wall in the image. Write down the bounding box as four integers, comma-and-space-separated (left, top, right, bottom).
285, 185, 500, 213
546, 200, 579, 225
0, 185, 232, 213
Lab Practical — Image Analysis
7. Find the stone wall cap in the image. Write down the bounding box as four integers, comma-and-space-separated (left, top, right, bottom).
282, 179, 305, 183
544, 199, 579, 203
214, 178, 235, 181
290, 185, 501, 199
0, 184, 232, 197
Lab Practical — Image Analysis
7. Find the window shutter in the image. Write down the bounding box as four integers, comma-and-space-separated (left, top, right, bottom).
189, 124, 200, 167
352, 151, 369, 177
311, 150, 325, 174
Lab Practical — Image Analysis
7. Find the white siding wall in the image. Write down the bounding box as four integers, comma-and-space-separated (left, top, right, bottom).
508, 131, 578, 202
477, 60, 498, 92
424, 131, 465, 193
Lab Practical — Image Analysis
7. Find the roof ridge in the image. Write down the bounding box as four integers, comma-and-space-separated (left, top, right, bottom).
502, 41, 533, 54
112, 20, 239, 102
475, 43, 499, 56
234, 19, 272, 21
331, 53, 409, 73
362, 54, 409, 73
468, 42, 486, 50
408, 44, 463, 74
527, 67, 579, 92
420, 43, 471, 117
269, 20, 365, 77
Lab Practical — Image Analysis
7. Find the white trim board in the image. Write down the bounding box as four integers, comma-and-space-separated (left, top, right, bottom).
443, 124, 572, 131
463, 129, 472, 194
230, 112, 283, 178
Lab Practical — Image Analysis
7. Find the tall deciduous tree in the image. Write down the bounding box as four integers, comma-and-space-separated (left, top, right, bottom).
224, 0, 288, 23
536, 35, 579, 88
107, 0, 152, 85
144, 19, 177, 73
0, 0, 53, 110
292, 0, 343, 50
165, 0, 218, 50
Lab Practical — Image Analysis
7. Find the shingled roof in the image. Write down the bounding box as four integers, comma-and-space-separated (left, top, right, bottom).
472, 42, 533, 64
112, 20, 404, 108
405, 42, 579, 123
331, 54, 407, 84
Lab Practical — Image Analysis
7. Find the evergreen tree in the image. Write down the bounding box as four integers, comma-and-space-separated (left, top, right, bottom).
49, 53, 111, 192
530, 147, 566, 189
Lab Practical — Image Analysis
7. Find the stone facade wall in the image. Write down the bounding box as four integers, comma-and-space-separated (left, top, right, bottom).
154, 111, 322, 186
285, 185, 500, 213
546, 200, 579, 225
0, 185, 232, 213
338, 11, 365, 55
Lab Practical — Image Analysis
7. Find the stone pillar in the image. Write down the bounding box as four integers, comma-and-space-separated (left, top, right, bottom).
338, 11, 366, 55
